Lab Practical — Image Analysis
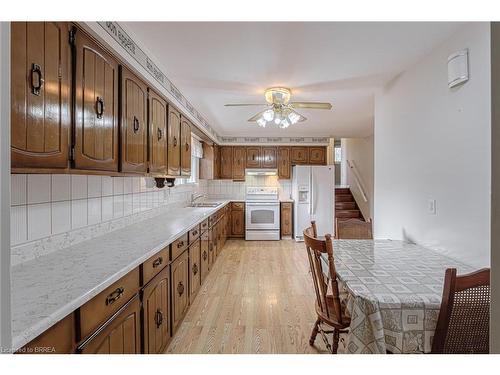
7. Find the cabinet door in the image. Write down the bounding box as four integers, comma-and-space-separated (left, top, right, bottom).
180, 116, 192, 176
148, 89, 168, 175
277, 147, 291, 179
11, 22, 71, 170
171, 250, 189, 333
213, 144, 220, 179
19, 313, 75, 354
231, 210, 245, 237
120, 67, 148, 173
142, 266, 170, 354
189, 239, 201, 302
281, 202, 293, 237
219, 146, 233, 179
74, 27, 119, 171
261, 146, 277, 168
308, 146, 326, 165
79, 296, 141, 354
200, 231, 209, 281
290, 146, 308, 165
208, 227, 216, 266
167, 106, 181, 176
246, 146, 261, 168
232, 146, 246, 180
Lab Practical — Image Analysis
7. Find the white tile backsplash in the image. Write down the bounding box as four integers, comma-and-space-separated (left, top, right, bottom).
88, 197, 102, 225
102, 196, 114, 222
27, 203, 51, 241
113, 178, 124, 195
87, 176, 102, 198
102, 176, 113, 196
27, 174, 51, 204
51, 175, 71, 202
205, 176, 292, 201
71, 199, 88, 229
51, 201, 71, 235
71, 175, 88, 200
11, 206, 27, 245
11, 174, 27, 206
123, 177, 133, 194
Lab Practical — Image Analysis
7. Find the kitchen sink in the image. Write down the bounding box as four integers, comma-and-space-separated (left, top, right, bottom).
189, 202, 222, 208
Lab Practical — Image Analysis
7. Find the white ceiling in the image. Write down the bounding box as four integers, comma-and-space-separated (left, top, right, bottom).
123, 22, 463, 138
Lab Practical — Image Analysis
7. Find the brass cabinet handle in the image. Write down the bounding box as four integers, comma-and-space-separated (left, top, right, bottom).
192, 263, 198, 275
133, 116, 140, 133
95, 96, 105, 119
202, 251, 207, 260
177, 281, 185, 296
105, 287, 124, 306
173, 136, 177, 147
152, 256, 163, 268
30, 63, 44, 96
157, 127, 162, 140
192, 230, 198, 236
155, 309, 164, 328
209, 243, 213, 252
185, 143, 189, 152
177, 241, 184, 248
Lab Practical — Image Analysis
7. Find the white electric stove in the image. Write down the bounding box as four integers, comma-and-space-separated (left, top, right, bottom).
245, 186, 280, 240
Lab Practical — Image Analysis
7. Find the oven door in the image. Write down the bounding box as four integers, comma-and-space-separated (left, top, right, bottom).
245, 202, 280, 230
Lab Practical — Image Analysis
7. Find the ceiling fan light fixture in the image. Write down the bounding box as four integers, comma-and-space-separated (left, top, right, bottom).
263, 109, 274, 121
280, 119, 290, 129
257, 117, 267, 127
288, 111, 301, 124
264, 87, 291, 105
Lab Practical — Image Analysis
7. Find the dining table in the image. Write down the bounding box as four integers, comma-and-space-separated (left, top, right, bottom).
320, 239, 473, 354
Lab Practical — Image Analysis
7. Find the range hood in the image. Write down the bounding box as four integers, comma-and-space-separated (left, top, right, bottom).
245, 168, 278, 176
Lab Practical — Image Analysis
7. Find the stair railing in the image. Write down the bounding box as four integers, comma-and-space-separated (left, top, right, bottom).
347, 159, 368, 203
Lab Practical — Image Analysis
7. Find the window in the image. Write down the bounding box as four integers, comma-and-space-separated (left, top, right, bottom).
186, 156, 199, 184
334, 147, 342, 163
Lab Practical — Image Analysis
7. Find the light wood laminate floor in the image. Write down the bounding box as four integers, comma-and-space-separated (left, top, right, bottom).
166, 239, 330, 354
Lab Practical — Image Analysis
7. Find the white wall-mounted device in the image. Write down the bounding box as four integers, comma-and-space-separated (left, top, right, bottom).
448, 49, 469, 88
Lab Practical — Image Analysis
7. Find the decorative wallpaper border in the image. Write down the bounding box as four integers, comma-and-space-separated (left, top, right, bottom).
98, 22, 331, 146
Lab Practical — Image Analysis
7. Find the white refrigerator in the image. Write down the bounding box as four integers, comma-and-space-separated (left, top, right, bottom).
292, 165, 335, 241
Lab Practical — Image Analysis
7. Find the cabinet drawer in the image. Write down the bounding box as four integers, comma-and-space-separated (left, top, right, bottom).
209, 213, 218, 228
189, 224, 201, 243
200, 219, 209, 232
142, 247, 169, 286
231, 202, 244, 210
171, 233, 188, 261
79, 267, 140, 340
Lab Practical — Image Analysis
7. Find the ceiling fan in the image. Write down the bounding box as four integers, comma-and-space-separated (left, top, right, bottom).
224, 87, 332, 129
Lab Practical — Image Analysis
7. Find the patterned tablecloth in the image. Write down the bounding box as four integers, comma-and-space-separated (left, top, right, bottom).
320, 240, 473, 354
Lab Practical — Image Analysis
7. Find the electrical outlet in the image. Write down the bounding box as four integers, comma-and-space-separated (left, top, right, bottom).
428, 199, 437, 215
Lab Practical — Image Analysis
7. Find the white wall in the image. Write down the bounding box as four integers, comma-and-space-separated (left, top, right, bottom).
374, 23, 491, 268
344, 135, 374, 220
0, 21, 12, 351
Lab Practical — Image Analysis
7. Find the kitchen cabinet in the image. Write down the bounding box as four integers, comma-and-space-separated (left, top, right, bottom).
213, 144, 220, 179
281, 202, 293, 238
230, 202, 245, 238
200, 230, 210, 281
73, 26, 119, 172
290, 146, 308, 165
167, 105, 181, 176
180, 116, 192, 176
142, 246, 169, 287
171, 233, 188, 261
11, 22, 71, 171
171, 250, 189, 334
18, 313, 75, 354
142, 266, 170, 354
120, 67, 148, 173
199, 142, 218, 180
189, 239, 201, 302
78, 296, 141, 354
232, 146, 246, 180
246, 146, 261, 168
148, 89, 168, 175
261, 146, 277, 168
277, 147, 291, 179
219, 146, 233, 179
308, 146, 327, 165
208, 225, 216, 267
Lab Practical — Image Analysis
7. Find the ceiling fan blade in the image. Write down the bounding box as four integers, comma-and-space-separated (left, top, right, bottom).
224, 103, 267, 107
247, 110, 266, 122
290, 102, 332, 110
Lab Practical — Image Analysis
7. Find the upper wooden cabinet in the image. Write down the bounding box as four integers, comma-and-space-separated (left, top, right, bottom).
261, 146, 277, 168
232, 146, 246, 180
11, 22, 71, 170
277, 147, 291, 179
73, 26, 119, 172
290, 146, 308, 165
309, 146, 327, 165
180, 116, 192, 176
219, 146, 233, 179
213, 144, 220, 179
148, 89, 168, 175
120, 67, 148, 174
199, 142, 218, 180
167, 106, 181, 176
246, 146, 261, 168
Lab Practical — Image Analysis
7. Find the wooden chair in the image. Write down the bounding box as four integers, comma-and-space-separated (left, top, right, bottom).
304, 221, 350, 354
432, 268, 490, 354
335, 218, 372, 239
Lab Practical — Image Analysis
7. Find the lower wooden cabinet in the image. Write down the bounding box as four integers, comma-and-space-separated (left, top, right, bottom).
200, 230, 210, 281
78, 296, 141, 354
281, 202, 293, 237
189, 239, 201, 302
142, 266, 170, 354
230, 203, 245, 238
171, 250, 189, 334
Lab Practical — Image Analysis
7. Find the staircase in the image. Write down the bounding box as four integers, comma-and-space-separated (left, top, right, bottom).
335, 187, 362, 220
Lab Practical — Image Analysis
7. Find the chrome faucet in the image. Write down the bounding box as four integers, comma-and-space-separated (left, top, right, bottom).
191, 193, 205, 204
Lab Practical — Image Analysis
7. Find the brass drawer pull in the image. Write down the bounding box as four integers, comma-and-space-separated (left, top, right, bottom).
177, 241, 184, 248
185, 143, 190, 152
173, 136, 177, 147
96, 96, 105, 119
105, 287, 124, 306
157, 127, 163, 140
202, 251, 207, 260
30, 63, 44, 96
177, 281, 185, 296
191, 230, 198, 236
152, 256, 163, 268
133, 116, 140, 133
192, 263, 198, 275
155, 309, 164, 328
